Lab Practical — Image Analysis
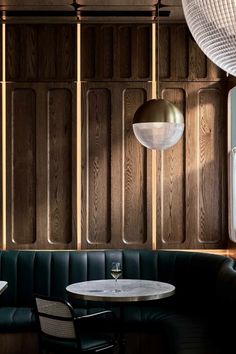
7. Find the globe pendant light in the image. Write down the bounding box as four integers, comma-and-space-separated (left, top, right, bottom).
182, 0, 236, 77
132, 2, 184, 150
133, 99, 184, 150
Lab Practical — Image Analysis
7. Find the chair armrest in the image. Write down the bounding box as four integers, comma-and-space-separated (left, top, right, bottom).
74, 310, 116, 321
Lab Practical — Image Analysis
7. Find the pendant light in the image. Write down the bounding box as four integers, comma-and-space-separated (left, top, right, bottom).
132, 1, 184, 150
182, 0, 236, 77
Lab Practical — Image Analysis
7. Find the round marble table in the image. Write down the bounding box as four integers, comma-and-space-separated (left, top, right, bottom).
66, 279, 175, 302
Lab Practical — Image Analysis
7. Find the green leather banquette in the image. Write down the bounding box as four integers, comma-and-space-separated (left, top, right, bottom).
0, 249, 235, 354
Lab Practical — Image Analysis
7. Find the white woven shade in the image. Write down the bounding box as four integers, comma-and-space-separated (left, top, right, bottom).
182, 0, 236, 76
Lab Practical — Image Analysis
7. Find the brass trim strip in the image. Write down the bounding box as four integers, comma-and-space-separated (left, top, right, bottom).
2, 20, 6, 249
152, 22, 157, 250
77, 23, 81, 250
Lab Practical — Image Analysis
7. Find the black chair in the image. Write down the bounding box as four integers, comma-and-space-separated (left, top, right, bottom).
35, 295, 117, 354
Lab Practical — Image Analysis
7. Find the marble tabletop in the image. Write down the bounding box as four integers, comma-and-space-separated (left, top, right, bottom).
0, 281, 8, 295
66, 279, 175, 302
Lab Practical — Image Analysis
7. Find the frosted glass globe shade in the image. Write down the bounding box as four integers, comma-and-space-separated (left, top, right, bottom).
182, 0, 236, 76
133, 122, 184, 150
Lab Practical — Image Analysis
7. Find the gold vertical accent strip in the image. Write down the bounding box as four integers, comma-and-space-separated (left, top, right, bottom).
152, 22, 157, 250
77, 23, 81, 249
2, 21, 6, 249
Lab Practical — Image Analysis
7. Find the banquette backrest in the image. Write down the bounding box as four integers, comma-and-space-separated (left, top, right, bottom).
0, 250, 233, 310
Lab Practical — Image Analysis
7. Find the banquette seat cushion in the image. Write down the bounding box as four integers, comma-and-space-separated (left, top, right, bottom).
0, 249, 235, 354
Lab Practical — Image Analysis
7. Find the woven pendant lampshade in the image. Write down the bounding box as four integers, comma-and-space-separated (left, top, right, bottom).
182, 0, 236, 76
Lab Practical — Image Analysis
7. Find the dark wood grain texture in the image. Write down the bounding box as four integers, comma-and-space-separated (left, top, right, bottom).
86, 89, 111, 245
48, 89, 73, 244
81, 82, 152, 249
159, 24, 225, 82
198, 88, 223, 244
6, 24, 76, 81
81, 24, 151, 81
157, 88, 186, 245
6, 88, 37, 245
157, 82, 227, 249
123, 88, 148, 245
6, 83, 76, 249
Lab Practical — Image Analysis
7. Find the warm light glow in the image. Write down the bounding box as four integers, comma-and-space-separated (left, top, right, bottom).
182, 0, 236, 76
2, 22, 6, 250
151, 22, 157, 250
133, 122, 184, 150
77, 23, 81, 249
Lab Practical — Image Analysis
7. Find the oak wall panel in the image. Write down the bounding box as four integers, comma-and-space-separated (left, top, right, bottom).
6, 25, 76, 81
6, 88, 36, 245
82, 82, 152, 249
85, 89, 111, 245
157, 88, 186, 245
81, 24, 151, 81
123, 88, 148, 245
159, 24, 225, 82
198, 88, 224, 244
6, 83, 76, 249
48, 89, 73, 245
119, 26, 132, 79
157, 82, 227, 249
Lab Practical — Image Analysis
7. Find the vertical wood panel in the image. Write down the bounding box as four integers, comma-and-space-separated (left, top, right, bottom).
119, 26, 132, 79
159, 24, 225, 82
84, 89, 111, 245
171, 25, 188, 80
38, 25, 56, 80
157, 88, 186, 245
56, 25, 76, 80
48, 89, 73, 244
81, 26, 96, 79
198, 88, 223, 244
123, 88, 148, 244
159, 25, 170, 80
189, 37, 207, 79
157, 82, 227, 249
6, 25, 76, 81
6, 83, 76, 249
101, 26, 114, 79
7, 88, 36, 245
82, 83, 152, 249
137, 26, 151, 79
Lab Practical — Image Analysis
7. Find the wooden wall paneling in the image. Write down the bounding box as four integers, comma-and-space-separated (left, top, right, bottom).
6, 86, 37, 246
171, 25, 188, 80
101, 26, 114, 79
198, 88, 226, 244
81, 24, 151, 82
81, 82, 152, 249
156, 82, 227, 249
159, 24, 225, 82
137, 25, 151, 79
47, 88, 74, 245
81, 87, 112, 246
119, 26, 132, 79
6, 24, 76, 81
6, 83, 76, 249
156, 87, 186, 246
123, 88, 151, 245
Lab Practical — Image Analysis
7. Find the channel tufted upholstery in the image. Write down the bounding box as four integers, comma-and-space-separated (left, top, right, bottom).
0, 249, 235, 354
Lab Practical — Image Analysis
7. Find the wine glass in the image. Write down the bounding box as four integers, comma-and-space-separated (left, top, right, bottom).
111, 262, 122, 292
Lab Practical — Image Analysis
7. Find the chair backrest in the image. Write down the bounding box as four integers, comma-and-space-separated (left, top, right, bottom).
35, 296, 77, 340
